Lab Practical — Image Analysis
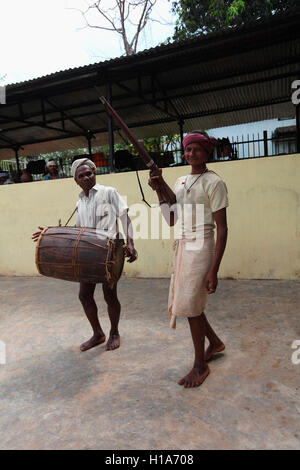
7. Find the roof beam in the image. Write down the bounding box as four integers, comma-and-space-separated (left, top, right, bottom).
0, 132, 22, 148
152, 75, 181, 118
0, 95, 291, 152
0, 111, 82, 137
160, 70, 300, 102
115, 81, 177, 120
45, 98, 94, 136
125, 96, 292, 127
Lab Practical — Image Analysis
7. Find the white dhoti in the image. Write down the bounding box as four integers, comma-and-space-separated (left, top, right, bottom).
168, 237, 215, 329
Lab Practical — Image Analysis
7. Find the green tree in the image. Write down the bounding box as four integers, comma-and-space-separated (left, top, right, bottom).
171, 0, 298, 40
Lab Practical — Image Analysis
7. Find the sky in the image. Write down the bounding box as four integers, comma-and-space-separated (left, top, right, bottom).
0, 0, 176, 86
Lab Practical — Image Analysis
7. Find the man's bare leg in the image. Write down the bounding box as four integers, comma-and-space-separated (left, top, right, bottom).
178, 313, 210, 388
103, 283, 121, 351
79, 282, 106, 351
202, 313, 225, 362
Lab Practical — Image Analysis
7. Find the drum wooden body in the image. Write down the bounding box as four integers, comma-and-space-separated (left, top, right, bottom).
36, 227, 125, 286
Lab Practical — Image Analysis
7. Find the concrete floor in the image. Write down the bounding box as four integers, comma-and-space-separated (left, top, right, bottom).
0, 276, 299, 450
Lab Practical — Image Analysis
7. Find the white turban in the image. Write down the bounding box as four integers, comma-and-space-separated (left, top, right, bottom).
71, 158, 96, 179
46, 160, 57, 168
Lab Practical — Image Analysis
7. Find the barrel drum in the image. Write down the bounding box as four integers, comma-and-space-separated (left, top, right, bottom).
36, 226, 125, 287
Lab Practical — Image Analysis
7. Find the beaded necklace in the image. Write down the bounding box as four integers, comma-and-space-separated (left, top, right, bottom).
184, 168, 208, 193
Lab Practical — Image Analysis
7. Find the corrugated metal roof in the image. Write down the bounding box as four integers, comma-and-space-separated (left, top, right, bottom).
1, 9, 300, 160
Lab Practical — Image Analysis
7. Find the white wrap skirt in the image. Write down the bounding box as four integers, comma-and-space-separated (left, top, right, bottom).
168, 237, 215, 329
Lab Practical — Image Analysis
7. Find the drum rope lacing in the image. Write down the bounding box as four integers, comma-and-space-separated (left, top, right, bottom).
72, 228, 86, 282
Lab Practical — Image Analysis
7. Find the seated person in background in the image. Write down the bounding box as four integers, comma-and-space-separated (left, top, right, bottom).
20, 169, 33, 183
0, 171, 8, 184
43, 160, 65, 180
0, 171, 14, 185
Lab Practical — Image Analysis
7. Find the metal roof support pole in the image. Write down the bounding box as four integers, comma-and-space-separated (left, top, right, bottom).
14, 147, 21, 183
296, 104, 300, 154
106, 83, 115, 173
263, 130, 268, 157
86, 131, 93, 158
178, 119, 185, 158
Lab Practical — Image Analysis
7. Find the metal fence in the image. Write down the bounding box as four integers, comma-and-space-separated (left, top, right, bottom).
170, 130, 297, 163
221, 130, 297, 160
0, 130, 298, 182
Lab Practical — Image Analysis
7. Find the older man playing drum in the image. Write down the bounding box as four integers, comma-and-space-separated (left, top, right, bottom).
33, 158, 137, 352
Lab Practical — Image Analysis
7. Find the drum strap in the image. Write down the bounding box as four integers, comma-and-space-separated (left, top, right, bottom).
135, 170, 161, 209
62, 174, 157, 228
64, 207, 78, 227
135, 170, 152, 208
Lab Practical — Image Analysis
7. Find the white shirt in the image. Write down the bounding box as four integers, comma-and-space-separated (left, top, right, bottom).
75, 184, 128, 237
174, 170, 229, 240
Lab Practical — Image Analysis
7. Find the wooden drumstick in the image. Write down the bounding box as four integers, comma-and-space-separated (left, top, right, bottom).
99, 95, 175, 204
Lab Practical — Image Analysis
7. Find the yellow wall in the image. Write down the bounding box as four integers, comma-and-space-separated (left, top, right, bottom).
0, 154, 299, 280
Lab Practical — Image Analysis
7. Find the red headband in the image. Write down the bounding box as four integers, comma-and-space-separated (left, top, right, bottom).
182, 133, 217, 154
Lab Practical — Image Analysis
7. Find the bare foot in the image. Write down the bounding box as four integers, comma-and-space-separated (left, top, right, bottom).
80, 334, 106, 352
205, 342, 225, 362
106, 334, 120, 351
178, 365, 210, 388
